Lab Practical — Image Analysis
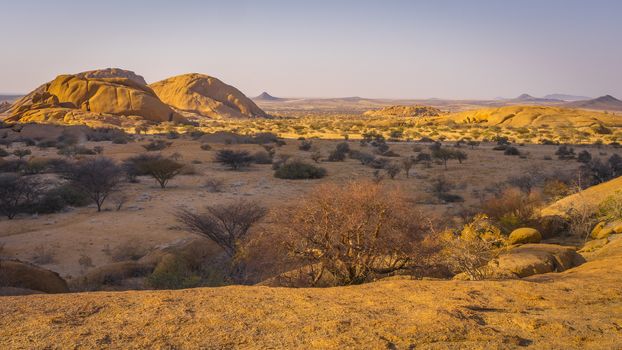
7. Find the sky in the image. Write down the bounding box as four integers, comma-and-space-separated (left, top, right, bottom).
0, 0, 621, 99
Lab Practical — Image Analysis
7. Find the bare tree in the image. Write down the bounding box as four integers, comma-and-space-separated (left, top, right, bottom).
0, 174, 42, 219
65, 157, 123, 212
401, 157, 415, 178
13, 149, 31, 160
385, 162, 401, 179
176, 200, 267, 258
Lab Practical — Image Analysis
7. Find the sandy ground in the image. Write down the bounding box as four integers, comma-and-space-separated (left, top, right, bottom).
1, 237, 621, 349
1, 136, 612, 281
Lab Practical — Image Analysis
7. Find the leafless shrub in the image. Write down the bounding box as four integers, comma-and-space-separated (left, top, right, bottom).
203, 178, 226, 193
441, 214, 507, 280
32, 245, 55, 265
111, 194, 128, 211
78, 254, 94, 270
108, 239, 147, 262
176, 200, 267, 259
283, 182, 435, 286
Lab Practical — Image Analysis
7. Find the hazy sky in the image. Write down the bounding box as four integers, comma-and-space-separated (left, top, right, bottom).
1, 0, 621, 99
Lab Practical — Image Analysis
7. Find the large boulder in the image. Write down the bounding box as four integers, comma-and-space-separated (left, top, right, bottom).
508, 228, 542, 245
6, 69, 185, 125
489, 244, 585, 278
150, 73, 268, 119
0, 259, 69, 293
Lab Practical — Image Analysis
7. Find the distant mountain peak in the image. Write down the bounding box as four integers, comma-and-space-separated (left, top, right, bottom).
516, 93, 534, 100
565, 94, 622, 111
255, 92, 280, 101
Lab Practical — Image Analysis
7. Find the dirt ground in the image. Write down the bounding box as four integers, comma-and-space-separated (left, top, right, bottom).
1, 133, 615, 282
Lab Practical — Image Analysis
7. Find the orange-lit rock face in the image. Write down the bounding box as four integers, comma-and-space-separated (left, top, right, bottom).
150, 73, 267, 119
6, 70, 185, 125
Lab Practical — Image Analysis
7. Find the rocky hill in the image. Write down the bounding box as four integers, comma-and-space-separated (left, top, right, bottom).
2, 69, 269, 127
363, 105, 442, 118
254, 91, 283, 101
5, 69, 186, 126
565, 94, 622, 112
150, 73, 267, 119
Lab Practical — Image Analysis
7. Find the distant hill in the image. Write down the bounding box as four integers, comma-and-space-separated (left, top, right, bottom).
254, 92, 283, 101
565, 95, 622, 112
509, 94, 561, 103
543, 94, 591, 102
0, 95, 23, 103
0, 101, 12, 113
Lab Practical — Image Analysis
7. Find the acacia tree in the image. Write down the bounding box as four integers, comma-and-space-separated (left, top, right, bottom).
216, 150, 253, 170
285, 182, 433, 286
432, 147, 456, 170
137, 157, 184, 188
0, 174, 42, 219
66, 157, 123, 212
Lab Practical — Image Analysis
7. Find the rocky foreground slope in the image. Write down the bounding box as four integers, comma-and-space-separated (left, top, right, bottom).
1, 237, 621, 349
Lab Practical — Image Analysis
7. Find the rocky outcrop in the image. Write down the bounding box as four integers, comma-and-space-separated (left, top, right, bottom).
6, 69, 185, 125
488, 244, 585, 278
76, 68, 148, 85
0, 259, 69, 293
150, 73, 268, 119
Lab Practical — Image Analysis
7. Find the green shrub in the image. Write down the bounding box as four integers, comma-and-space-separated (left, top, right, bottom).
274, 161, 327, 179
147, 255, 202, 290
253, 151, 273, 164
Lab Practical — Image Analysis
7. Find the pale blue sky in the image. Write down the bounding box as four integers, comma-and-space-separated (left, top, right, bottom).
1, 0, 620, 99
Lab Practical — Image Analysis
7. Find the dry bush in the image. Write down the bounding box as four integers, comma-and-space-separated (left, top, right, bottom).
480, 187, 543, 233
31, 245, 55, 265
0, 174, 43, 219
283, 182, 436, 286
599, 190, 622, 222
441, 214, 507, 280
108, 239, 148, 262
176, 200, 267, 282
203, 178, 225, 193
